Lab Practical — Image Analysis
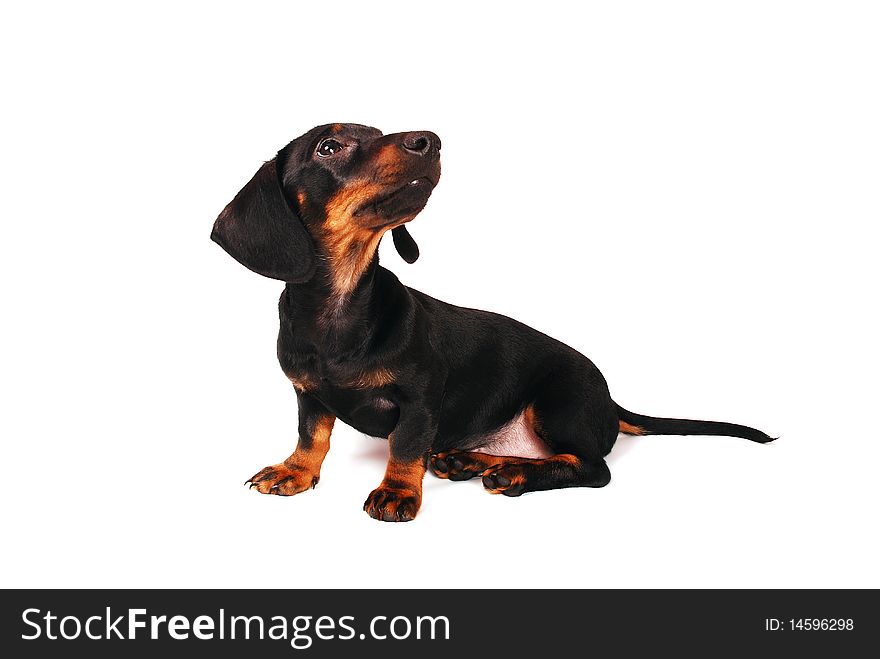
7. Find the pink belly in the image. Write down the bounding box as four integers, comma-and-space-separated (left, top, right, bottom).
473, 411, 553, 459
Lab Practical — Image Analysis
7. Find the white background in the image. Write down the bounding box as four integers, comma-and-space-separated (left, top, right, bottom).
2, 1, 878, 589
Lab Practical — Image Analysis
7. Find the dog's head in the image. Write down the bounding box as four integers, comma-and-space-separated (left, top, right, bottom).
211, 123, 441, 286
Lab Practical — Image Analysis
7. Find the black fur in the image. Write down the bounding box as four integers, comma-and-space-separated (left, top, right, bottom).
616, 404, 774, 443
213, 123, 774, 521
391, 226, 420, 263
212, 158, 316, 282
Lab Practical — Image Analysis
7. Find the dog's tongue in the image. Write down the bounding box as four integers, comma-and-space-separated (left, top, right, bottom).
392, 226, 419, 263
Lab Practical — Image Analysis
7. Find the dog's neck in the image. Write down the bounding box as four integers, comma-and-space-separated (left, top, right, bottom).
284, 250, 388, 347
319, 224, 387, 300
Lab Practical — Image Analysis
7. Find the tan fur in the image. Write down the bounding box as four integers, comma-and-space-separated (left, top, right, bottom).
523, 404, 544, 438
381, 458, 426, 492
363, 457, 426, 521
619, 421, 644, 435
348, 367, 395, 389
293, 415, 335, 472
248, 415, 336, 496
322, 181, 387, 296
320, 144, 414, 298
553, 453, 582, 467
482, 454, 583, 494
432, 450, 523, 477
287, 372, 318, 393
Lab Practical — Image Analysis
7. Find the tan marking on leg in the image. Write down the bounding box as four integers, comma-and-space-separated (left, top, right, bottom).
381, 459, 426, 490
552, 453, 582, 467
457, 451, 525, 470
482, 454, 584, 494
248, 415, 336, 496
285, 415, 335, 475
430, 450, 533, 480
364, 457, 426, 522
523, 403, 545, 439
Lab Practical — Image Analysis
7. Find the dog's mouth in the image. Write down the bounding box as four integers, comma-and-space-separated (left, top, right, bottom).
354, 175, 438, 223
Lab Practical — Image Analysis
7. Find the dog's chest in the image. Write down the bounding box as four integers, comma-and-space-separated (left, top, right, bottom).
280, 356, 393, 395
282, 358, 399, 437
277, 314, 399, 433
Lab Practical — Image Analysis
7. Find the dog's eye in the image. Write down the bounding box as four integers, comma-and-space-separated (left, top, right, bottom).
317, 138, 344, 158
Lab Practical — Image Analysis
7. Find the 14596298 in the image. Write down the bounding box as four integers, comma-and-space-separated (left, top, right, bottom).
765, 619, 854, 631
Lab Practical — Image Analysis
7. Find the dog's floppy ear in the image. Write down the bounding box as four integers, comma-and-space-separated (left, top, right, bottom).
211, 157, 316, 282
391, 226, 420, 264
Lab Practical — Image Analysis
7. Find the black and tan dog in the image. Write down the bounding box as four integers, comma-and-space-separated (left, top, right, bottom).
212, 123, 773, 522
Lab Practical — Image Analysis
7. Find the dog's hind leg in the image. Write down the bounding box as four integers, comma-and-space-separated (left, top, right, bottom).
481, 454, 611, 496
478, 366, 618, 496
430, 403, 555, 481
431, 449, 611, 495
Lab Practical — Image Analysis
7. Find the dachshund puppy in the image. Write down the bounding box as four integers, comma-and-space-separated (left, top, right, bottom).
212, 123, 773, 522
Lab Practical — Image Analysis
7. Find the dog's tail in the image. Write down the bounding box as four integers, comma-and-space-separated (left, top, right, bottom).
616, 403, 775, 443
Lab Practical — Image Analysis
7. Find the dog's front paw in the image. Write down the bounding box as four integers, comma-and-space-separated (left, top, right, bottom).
246, 463, 319, 496
430, 451, 495, 481
363, 485, 421, 522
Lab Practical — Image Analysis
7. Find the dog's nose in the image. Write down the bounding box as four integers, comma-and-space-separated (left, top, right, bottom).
402, 131, 440, 155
